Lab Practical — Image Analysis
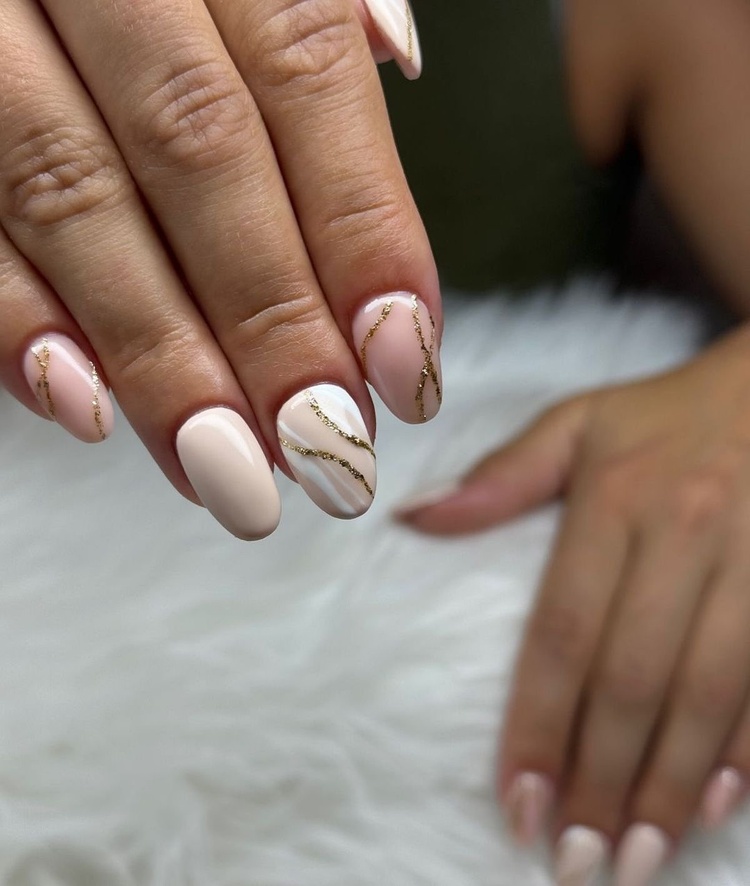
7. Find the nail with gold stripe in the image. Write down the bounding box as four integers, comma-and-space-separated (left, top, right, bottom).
277, 384, 376, 518
353, 292, 442, 425
23, 333, 114, 443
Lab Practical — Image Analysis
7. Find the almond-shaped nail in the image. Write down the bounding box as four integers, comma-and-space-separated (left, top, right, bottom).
362, 0, 422, 79
353, 292, 442, 425
700, 767, 746, 831
23, 333, 114, 443
614, 824, 669, 886
505, 772, 554, 847
277, 383, 376, 519
393, 482, 462, 518
555, 826, 609, 886
176, 408, 281, 540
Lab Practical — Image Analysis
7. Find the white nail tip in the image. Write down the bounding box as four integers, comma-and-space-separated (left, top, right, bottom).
277, 384, 376, 519
555, 826, 609, 886
363, 0, 422, 79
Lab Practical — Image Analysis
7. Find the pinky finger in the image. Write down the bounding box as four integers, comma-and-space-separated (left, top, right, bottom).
0, 226, 113, 443
699, 730, 750, 831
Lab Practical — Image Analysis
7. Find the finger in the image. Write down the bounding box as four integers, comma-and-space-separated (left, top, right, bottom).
0, 0, 280, 539
208, 0, 438, 423
395, 396, 591, 534
44, 0, 383, 516
498, 468, 630, 847
0, 224, 113, 440
556, 491, 721, 879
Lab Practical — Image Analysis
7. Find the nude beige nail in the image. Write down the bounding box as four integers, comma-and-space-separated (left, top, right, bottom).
362, 0, 422, 79
176, 408, 281, 540
277, 383, 376, 519
555, 826, 609, 886
505, 772, 554, 847
614, 824, 669, 886
353, 292, 442, 424
23, 333, 114, 443
700, 767, 746, 830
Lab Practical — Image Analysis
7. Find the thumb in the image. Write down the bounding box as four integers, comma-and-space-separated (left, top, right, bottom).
354, 0, 422, 80
394, 395, 591, 536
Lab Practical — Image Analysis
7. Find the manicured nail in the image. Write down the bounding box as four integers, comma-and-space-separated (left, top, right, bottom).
23, 333, 114, 443
393, 481, 461, 518
614, 824, 669, 886
505, 772, 554, 847
277, 383, 376, 519
700, 767, 746, 830
176, 407, 281, 540
555, 826, 609, 886
353, 293, 442, 425
362, 0, 422, 80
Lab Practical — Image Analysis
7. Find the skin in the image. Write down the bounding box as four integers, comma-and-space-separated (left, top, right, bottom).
398, 0, 750, 871
0, 0, 439, 504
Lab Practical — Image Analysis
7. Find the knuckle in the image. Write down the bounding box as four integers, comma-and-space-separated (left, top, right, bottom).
255, 0, 359, 92
112, 317, 199, 389
231, 288, 326, 355
530, 601, 591, 672
667, 473, 730, 535
597, 653, 662, 711
4, 127, 126, 229
136, 57, 249, 170
590, 460, 639, 518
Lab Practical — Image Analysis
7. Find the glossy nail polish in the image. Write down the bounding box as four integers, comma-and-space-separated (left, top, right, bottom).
353, 293, 442, 425
277, 383, 376, 518
362, 0, 422, 79
393, 482, 461, 518
505, 772, 554, 847
555, 826, 609, 886
176, 408, 281, 540
23, 333, 114, 443
614, 824, 669, 886
700, 767, 746, 830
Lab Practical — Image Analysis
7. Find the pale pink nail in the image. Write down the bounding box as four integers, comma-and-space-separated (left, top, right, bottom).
700, 767, 746, 830
614, 824, 669, 886
393, 482, 461, 517
23, 333, 113, 443
362, 0, 422, 79
277, 384, 376, 519
353, 293, 442, 425
505, 772, 554, 847
176, 408, 281, 540
555, 826, 609, 886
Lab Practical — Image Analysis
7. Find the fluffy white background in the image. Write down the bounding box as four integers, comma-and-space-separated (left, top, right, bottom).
0, 282, 746, 886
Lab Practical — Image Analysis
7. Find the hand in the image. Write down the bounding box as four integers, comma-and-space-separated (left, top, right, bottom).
0, 0, 442, 540
397, 326, 750, 883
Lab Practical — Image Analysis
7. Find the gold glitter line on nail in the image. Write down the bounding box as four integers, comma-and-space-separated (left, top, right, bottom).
359, 300, 393, 375
33, 338, 56, 419
304, 391, 375, 457
405, 1, 414, 63
412, 295, 442, 423
91, 363, 106, 441
280, 439, 374, 498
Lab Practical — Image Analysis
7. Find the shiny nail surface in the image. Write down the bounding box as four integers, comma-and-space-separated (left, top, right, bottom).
700, 767, 746, 830
362, 0, 422, 79
615, 824, 669, 886
555, 826, 609, 886
277, 384, 376, 518
176, 408, 281, 540
353, 293, 442, 425
23, 333, 114, 443
505, 772, 553, 847
393, 482, 461, 517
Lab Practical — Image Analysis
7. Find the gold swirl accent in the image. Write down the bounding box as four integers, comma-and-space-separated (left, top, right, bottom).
359, 300, 393, 375
91, 364, 106, 441
279, 439, 374, 498
412, 295, 442, 423
33, 338, 55, 419
305, 391, 375, 458
405, 1, 414, 63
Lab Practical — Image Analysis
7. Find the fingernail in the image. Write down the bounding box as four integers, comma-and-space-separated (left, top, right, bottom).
614, 824, 669, 886
505, 772, 554, 847
362, 0, 422, 80
277, 383, 376, 519
700, 766, 746, 830
23, 333, 114, 443
555, 826, 609, 886
393, 481, 462, 518
176, 407, 281, 540
353, 292, 442, 424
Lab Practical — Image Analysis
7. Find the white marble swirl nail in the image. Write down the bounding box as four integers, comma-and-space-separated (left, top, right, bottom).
363, 0, 422, 80
277, 384, 376, 519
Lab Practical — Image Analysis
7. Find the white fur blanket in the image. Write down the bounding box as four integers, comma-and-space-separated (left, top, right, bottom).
0, 281, 744, 886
